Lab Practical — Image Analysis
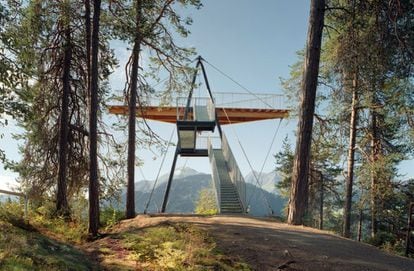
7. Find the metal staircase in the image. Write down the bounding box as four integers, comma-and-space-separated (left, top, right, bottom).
161, 56, 247, 213
211, 149, 244, 213
109, 56, 288, 215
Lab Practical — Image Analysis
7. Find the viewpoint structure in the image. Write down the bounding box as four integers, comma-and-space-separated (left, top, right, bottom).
109, 56, 289, 214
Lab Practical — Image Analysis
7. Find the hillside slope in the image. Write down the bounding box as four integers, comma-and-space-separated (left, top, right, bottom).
3, 214, 414, 270
96, 215, 414, 271
0, 220, 96, 270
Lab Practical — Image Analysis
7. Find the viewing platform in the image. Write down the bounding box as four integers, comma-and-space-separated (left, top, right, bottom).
107, 92, 289, 125
107, 55, 291, 214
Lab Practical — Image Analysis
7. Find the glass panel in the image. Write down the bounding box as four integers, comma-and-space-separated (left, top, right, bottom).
179, 130, 195, 149
194, 105, 210, 121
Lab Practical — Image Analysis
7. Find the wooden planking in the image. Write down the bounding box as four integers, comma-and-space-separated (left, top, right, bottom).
108, 105, 289, 125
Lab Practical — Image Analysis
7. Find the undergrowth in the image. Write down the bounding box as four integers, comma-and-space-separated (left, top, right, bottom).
100, 206, 125, 229
1, 200, 250, 270
117, 223, 251, 271
365, 231, 407, 256
30, 201, 124, 243
0, 201, 95, 271
30, 203, 88, 244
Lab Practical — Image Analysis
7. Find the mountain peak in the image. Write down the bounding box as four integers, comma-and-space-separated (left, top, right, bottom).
175, 167, 200, 177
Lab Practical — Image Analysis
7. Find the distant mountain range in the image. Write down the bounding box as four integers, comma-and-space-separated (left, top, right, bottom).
245, 170, 280, 194
114, 167, 285, 217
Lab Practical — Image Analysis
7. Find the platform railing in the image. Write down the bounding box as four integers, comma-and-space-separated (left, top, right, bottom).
213, 92, 284, 109
139, 92, 285, 110
221, 133, 246, 212
176, 97, 215, 121
194, 97, 215, 122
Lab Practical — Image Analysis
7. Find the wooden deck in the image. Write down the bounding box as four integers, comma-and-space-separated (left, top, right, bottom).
108, 105, 289, 125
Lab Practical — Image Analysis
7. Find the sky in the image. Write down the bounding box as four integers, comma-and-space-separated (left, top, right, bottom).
121, 0, 311, 181
1, 1, 413, 191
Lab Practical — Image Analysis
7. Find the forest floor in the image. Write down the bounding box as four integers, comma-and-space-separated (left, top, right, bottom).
84, 214, 414, 271
3, 213, 414, 270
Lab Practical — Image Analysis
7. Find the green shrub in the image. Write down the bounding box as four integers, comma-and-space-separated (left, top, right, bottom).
381, 238, 406, 256
364, 231, 409, 256
119, 223, 251, 270
0, 218, 93, 270
100, 206, 125, 229
195, 189, 218, 215
31, 209, 87, 244
0, 201, 30, 231
365, 231, 395, 247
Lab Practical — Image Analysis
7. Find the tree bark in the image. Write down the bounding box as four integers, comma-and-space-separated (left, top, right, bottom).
343, 72, 358, 238
287, 0, 325, 225
370, 108, 379, 238
56, 10, 72, 216
319, 172, 324, 230
85, 0, 91, 105
126, 0, 142, 219
357, 208, 363, 242
88, 0, 101, 237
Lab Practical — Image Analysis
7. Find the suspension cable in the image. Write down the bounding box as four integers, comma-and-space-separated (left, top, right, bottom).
201, 57, 284, 215
202, 59, 274, 109
221, 107, 279, 215
144, 127, 176, 214
246, 118, 283, 208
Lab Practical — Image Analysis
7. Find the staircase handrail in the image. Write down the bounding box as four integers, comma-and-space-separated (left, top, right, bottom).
207, 138, 221, 210
221, 133, 246, 212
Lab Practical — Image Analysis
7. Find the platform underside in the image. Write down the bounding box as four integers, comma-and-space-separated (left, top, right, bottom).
108, 105, 289, 124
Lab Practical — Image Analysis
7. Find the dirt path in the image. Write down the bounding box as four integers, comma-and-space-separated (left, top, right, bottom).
105, 214, 414, 271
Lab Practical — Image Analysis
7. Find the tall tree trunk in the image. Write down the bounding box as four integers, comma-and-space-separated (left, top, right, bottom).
343, 72, 358, 238
319, 172, 324, 230
370, 108, 379, 238
342, 0, 359, 238
88, 0, 101, 237
126, 0, 142, 219
85, 0, 91, 105
287, 0, 325, 225
56, 11, 72, 216
357, 208, 363, 242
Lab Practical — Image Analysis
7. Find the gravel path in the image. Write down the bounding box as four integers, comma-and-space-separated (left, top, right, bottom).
111, 214, 414, 271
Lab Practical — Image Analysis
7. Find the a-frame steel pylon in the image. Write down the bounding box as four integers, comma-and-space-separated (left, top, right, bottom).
161, 56, 225, 212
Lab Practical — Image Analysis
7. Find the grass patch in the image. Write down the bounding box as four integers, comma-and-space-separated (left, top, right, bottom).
30, 205, 88, 244
0, 202, 250, 270
116, 223, 251, 270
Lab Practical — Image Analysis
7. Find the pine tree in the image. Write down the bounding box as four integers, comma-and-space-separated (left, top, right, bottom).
0, 2, 27, 162
318, 0, 413, 238
275, 137, 294, 200
108, 0, 201, 218
88, 0, 102, 237
195, 188, 218, 215
288, 0, 326, 225
56, 0, 72, 216
7, 0, 118, 214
